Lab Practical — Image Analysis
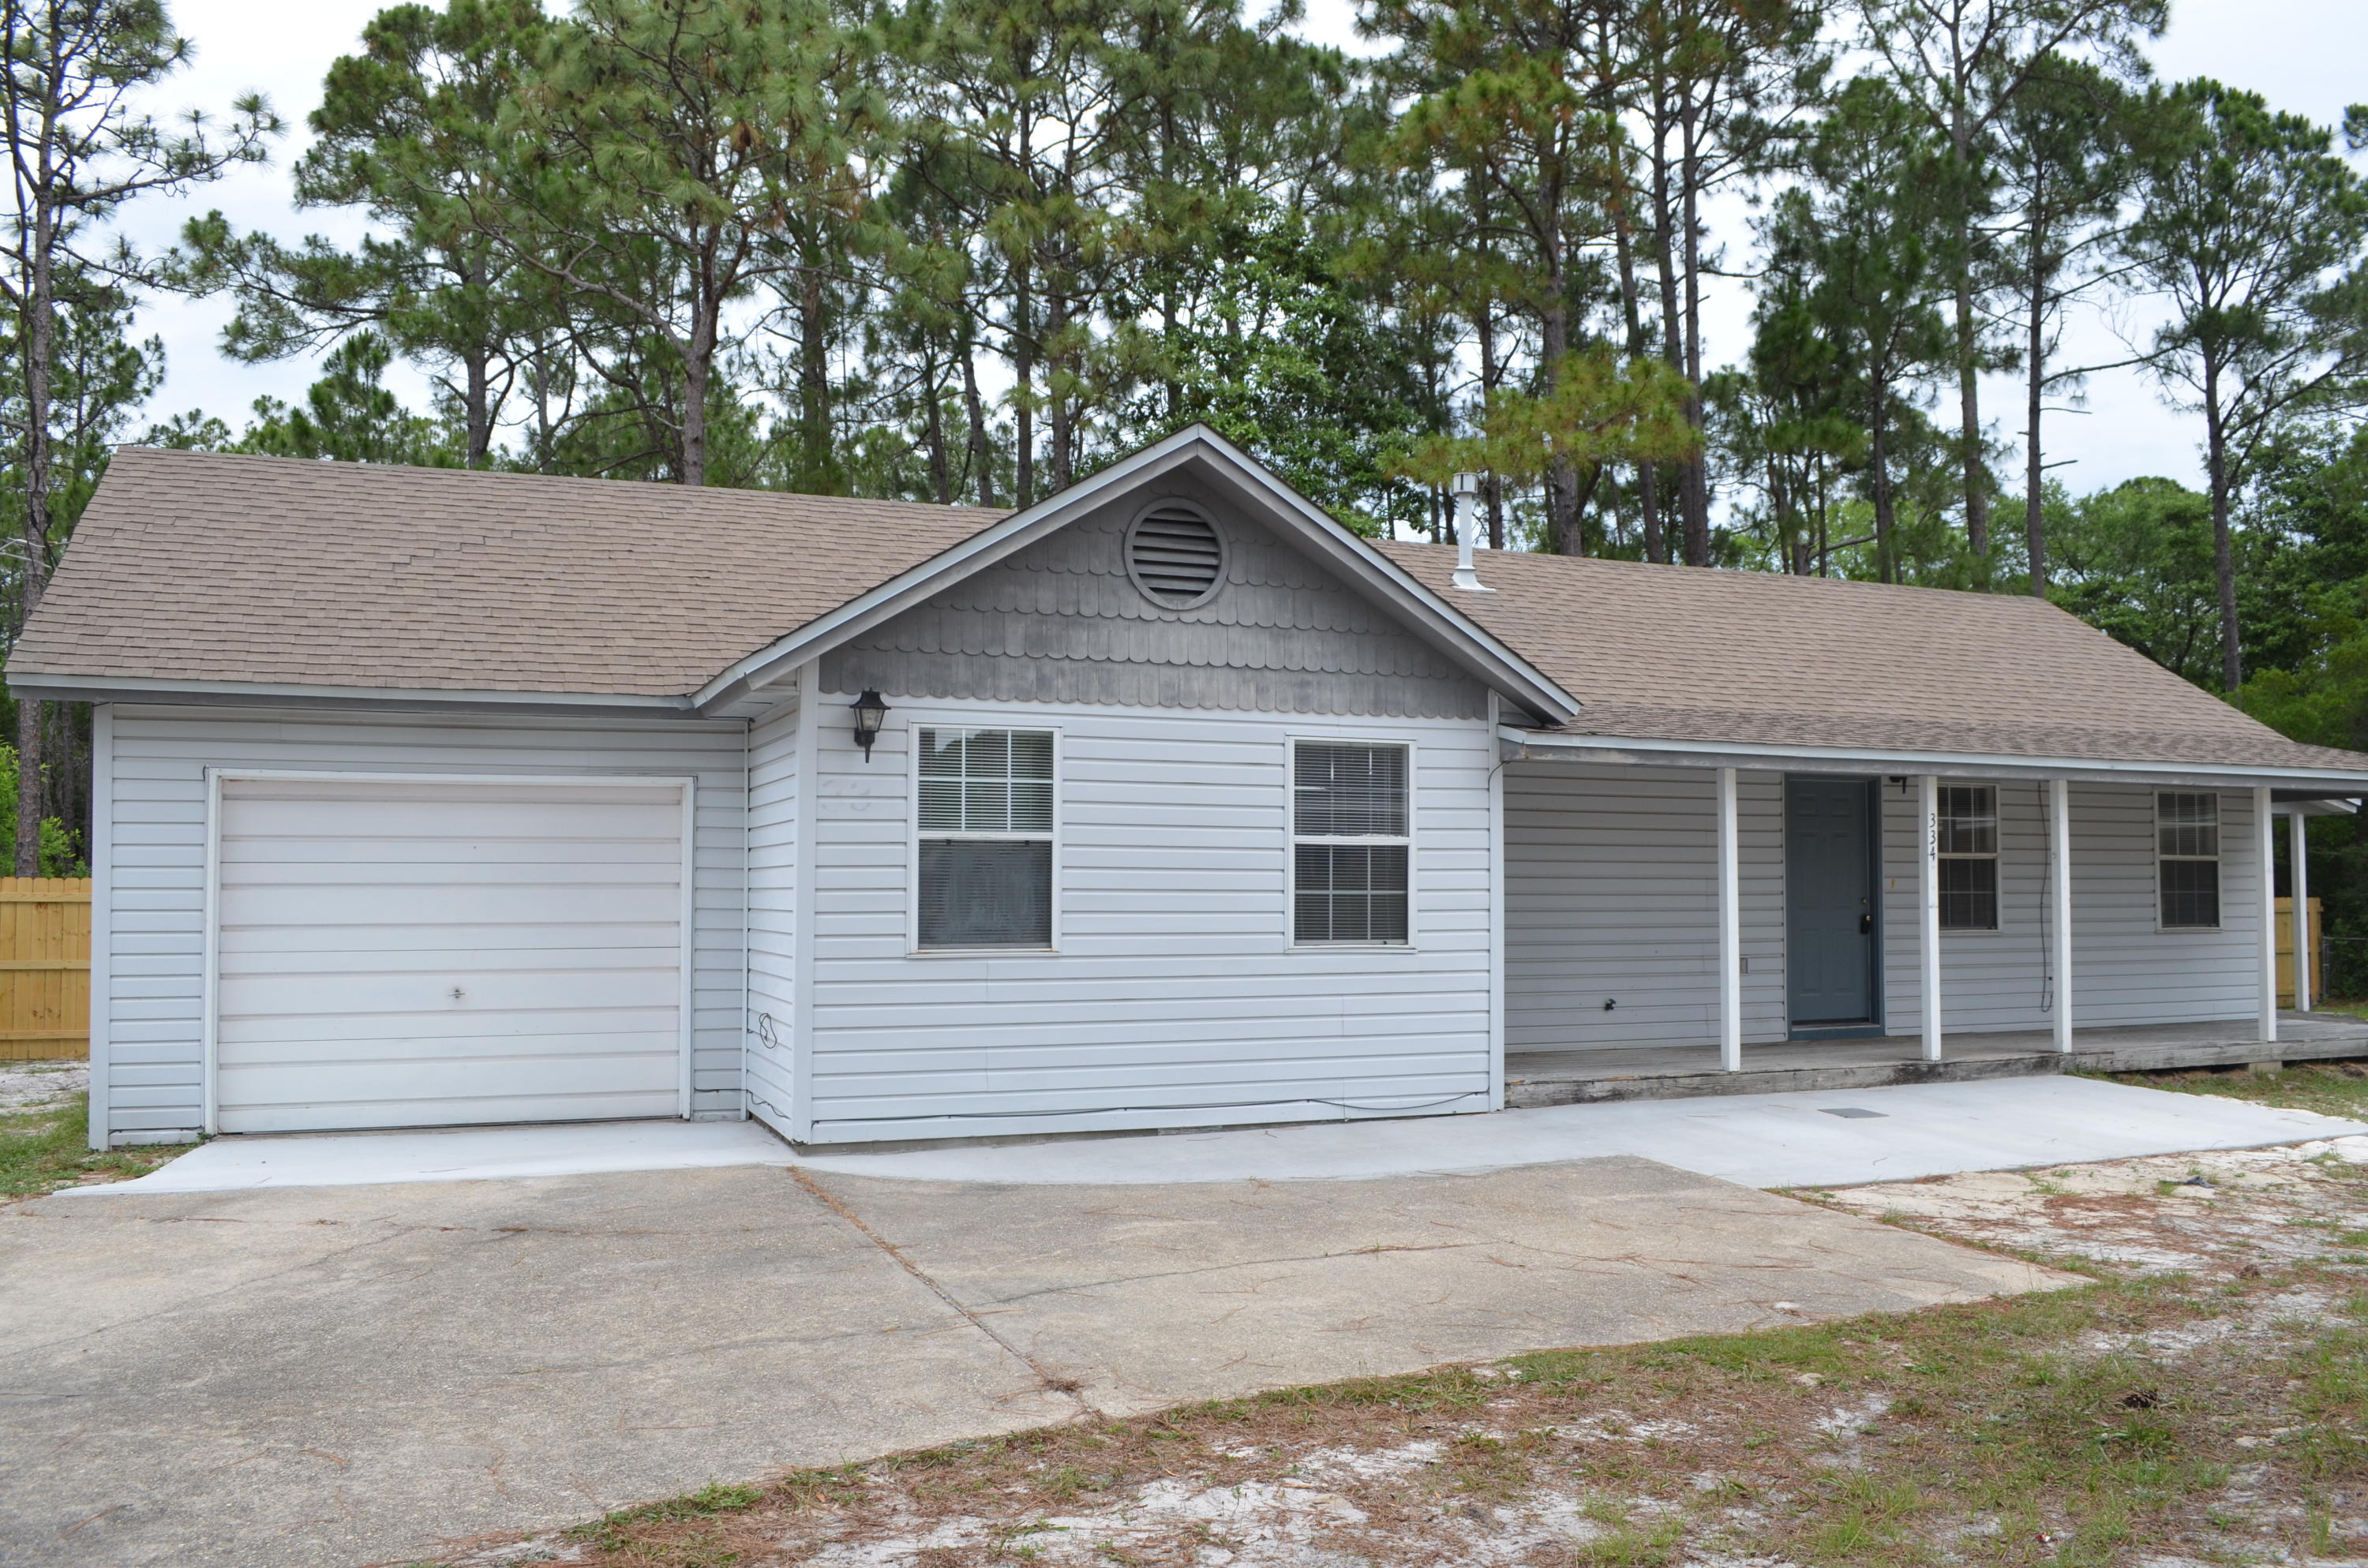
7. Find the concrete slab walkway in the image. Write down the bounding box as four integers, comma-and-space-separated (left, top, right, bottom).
78, 1076, 2368, 1197
1, 1154, 2063, 1568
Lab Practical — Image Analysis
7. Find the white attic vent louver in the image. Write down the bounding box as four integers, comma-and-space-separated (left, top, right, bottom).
1125, 503, 1227, 609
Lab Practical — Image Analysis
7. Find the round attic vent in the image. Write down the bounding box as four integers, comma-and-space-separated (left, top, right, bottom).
1125, 503, 1227, 610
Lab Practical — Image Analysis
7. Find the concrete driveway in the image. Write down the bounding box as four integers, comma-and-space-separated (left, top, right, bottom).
0, 1154, 2063, 1568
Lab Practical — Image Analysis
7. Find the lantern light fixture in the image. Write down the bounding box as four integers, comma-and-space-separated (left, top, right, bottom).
850, 689, 889, 761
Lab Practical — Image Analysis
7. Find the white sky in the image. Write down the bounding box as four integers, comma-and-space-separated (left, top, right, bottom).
115, 0, 2368, 500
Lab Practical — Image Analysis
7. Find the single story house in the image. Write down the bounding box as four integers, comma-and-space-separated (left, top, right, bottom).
19, 425, 2368, 1151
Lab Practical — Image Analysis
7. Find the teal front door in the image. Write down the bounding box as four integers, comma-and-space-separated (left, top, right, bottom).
1786, 777, 1879, 1029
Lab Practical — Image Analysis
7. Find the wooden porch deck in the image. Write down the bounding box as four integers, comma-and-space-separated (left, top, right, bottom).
1504, 1011, 2368, 1108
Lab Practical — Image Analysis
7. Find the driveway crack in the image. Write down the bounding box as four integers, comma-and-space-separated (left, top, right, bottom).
786, 1167, 1100, 1420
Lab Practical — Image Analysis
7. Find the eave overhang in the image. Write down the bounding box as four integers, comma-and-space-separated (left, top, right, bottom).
1506, 725, 2368, 795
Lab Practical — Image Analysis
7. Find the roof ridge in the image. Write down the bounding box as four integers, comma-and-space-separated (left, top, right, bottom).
1373, 538, 2068, 607
109, 445, 1012, 518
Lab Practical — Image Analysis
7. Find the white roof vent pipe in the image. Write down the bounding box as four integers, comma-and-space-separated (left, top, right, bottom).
1450, 472, 1494, 593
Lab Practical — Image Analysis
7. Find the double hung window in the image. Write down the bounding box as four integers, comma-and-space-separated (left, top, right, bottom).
1292, 742, 1410, 945
916, 727, 1054, 949
2157, 791, 2221, 930
1937, 784, 1999, 931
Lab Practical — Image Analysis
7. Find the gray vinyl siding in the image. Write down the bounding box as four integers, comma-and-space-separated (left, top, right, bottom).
802, 694, 1497, 1143
1504, 764, 1788, 1050
95, 705, 749, 1146
744, 698, 800, 1137
820, 470, 1486, 720
1880, 781, 2263, 1031
1504, 763, 2268, 1053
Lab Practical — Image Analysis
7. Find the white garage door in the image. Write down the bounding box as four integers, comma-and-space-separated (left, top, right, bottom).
213, 777, 689, 1134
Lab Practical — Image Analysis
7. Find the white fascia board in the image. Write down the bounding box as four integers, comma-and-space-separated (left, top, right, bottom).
9, 670, 699, 717
690, 425, 1580, 724
1508, 725, 2368, 791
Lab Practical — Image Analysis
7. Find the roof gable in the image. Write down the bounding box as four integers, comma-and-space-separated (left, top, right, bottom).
820, 465, 1489, 718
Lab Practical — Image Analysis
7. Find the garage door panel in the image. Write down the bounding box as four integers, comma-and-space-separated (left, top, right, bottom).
220, 834, 689, 867
218, 1009, 682, 1051
215, 942, 682, 976
219, 1088, 683, 1136
213, 778, 688, 1134
215, 922, 684, 956
219, 881, 683, 929
223, 796, 682, 840
219, 1038, 678, 1091
220, 965, 680, 1020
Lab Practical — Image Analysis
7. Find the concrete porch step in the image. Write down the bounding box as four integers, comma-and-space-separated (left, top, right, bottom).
1504, 1012, 2368, 1109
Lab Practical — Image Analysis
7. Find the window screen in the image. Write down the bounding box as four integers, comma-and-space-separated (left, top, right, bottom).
1292, 742, 1410, 945
1938, 784, 1998, 930
2157, 791, 2220, 930
916, 727, 1055, 949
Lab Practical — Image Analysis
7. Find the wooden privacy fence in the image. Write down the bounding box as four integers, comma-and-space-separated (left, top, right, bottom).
0, 878, 89, 1061
2277, 896, 2323, 1009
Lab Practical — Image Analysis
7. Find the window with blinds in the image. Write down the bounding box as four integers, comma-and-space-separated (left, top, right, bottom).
916, 727, 1055, 949
1938, 784, 1999, 931
2157, 791, 2220, 930
1292, 741, 1410, 945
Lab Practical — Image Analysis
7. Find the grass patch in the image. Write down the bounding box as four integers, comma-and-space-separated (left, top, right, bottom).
2102, 1057, 2368, 1121
0, 1091, 183, 1199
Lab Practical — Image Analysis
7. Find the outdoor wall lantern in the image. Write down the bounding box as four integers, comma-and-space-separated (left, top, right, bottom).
850, 689, 889, 761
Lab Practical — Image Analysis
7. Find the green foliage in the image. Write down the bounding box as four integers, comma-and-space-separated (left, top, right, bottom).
0, 741, 85, 876
233, 332, 463, 466
2047, 477, 2226, 688
1111, 206, 1436, 534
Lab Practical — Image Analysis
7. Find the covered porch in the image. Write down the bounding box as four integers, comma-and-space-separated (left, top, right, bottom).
1507, 1012, 2368, 1107
1497, 730, 2368, 1108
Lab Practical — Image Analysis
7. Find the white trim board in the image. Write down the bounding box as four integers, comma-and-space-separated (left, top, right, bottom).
1511, 729, 2368, 791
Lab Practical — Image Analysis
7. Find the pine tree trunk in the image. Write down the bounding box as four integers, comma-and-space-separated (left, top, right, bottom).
961, 331, 996, 508
16, 215, 56, 876
2025, 225, 2048, 598
1609, 152, 1662, 564
1014, 257, 1035, 508
798, 261, 836, 492
2205, 361, 2241, 690
1951, 95, 1989, 561
1678, 102, 1710, 567
1869, 382, 1896, 586
923, 342, 951, 506
464, 255, 492, 466
1047, 286, 1073, 493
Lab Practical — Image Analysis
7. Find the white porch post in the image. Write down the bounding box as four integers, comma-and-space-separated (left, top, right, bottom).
1717, 765, 1741, 1072
1919, 774, 1942, 1061
2257, 786, 2279, 1045
2049, 778, 2074, 1055
2290, 808, 2312, 1013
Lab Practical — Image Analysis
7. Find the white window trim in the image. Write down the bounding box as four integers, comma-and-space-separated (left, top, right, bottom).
2156, 788, 2224, 934
1937, 781, 2003, 934
1287, 734, 1417, 951
905, 718, 1063, 956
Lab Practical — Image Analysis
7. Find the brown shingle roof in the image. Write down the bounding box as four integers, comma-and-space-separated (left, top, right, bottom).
1377, 541, 2367, 772
11, 447, 1006, 696
17, 448, 2367, 777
